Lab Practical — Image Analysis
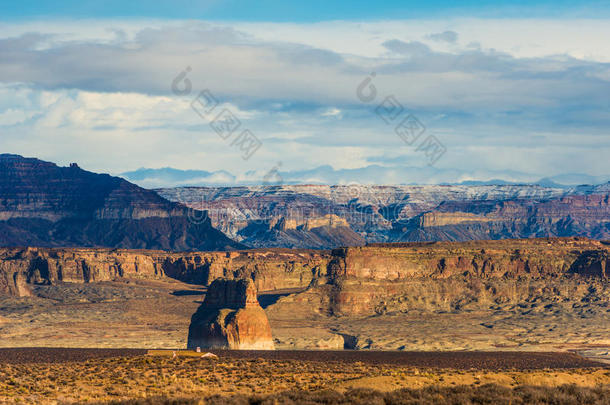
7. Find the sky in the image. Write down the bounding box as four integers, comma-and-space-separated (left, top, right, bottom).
1, 1, 610, 186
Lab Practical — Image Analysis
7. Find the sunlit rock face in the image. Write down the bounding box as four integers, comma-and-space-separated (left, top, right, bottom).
187, 278, 275, 350
268, 237, 610, 318
0, 246, 328, 297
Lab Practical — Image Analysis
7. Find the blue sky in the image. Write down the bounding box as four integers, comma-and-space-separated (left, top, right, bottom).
3, 0, 610, 20
0, 1, 609, 185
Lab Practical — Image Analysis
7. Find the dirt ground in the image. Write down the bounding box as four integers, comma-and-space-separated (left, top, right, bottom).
0, 348, 604, 369
1, 278, 609, 366
0, 349, 608, 404
0, 279, 202, 349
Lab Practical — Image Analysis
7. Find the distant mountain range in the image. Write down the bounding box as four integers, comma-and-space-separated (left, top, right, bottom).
121, 167, 237, 189
158, 183, 610, 248
0, 154, 242, 251
120, 166, 610, 189
1, 154, 608, 251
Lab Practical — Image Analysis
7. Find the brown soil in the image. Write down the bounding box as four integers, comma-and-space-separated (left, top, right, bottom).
91, 385, 610, 405
0, 348, 605, 369
0, 348, 146, 364
0, 352, 608, 404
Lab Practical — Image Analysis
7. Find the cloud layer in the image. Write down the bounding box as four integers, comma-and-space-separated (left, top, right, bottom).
0, 19, 609, 183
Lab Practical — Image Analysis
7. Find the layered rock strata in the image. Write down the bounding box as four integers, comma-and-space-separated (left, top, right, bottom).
0, 154, 241, 251
187, 278, 274, 350
158, 184, 610, 248
1, 238, 608, 320
270, 238, 610, 317
0, 247, 328, 296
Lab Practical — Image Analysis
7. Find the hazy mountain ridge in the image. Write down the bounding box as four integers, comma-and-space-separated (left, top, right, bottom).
121, 166, 610, 189
1, 154, 608, 251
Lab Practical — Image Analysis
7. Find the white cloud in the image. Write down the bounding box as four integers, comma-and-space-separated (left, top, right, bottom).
0, 19, 608, 183
321, 108, 342, 117
234, 19, 610, 61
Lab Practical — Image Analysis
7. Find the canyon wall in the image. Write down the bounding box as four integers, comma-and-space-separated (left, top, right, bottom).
273, 238, 610, 317
0, 154, 242, 251
0, 247, 329, 296
157, 184, 610, 248
160, 249, 329, 290
1, 238, 608, 320
329, 238, 608, 281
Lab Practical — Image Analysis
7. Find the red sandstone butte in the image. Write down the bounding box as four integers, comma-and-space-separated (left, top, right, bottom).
187, 278, 274, 350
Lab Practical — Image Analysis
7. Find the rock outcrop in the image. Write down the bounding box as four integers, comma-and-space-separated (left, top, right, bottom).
1, 237, 608, 318
270, 237, 610, 317
0, 247, 329, 296
187, 278, 274, 350
0, 154, 242, 251
0, 246, 327, 297
161, 249, 328, 290
157, 184, 610, 248
0, 262, 32, 297
0, 248, 165, 296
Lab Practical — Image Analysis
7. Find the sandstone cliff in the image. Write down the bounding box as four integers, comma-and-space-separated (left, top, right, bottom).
4, 154, 607, 252
160, 249, 328, 291
158, 184, 610, 248
271, 238, 610, 317
0, 247, 329, 296
0, 154, 242, 251
187, 278, 274, 350
1, 238, 608, 320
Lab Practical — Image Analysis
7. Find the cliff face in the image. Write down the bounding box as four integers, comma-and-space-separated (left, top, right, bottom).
158, 184, 610, 248
1, 238, 608, 319
274, 238, 610, 317
0, 247, 329, 296
329, 238, 608, 280
0, 154, 242, 251
187, 278, 274, 350
0, 260, 32, 297
402, 193, 610, 242
0, 247, 162, 296
160, 249, 329, 291
9, 155, 603, 251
